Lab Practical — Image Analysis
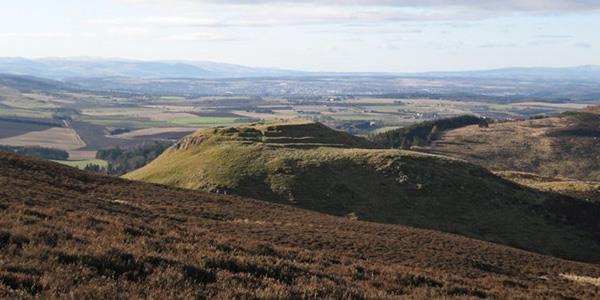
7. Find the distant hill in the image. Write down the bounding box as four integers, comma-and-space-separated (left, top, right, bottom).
419, 65, 600, 82
126, 120, 600, 262
2, 151, 600, 298
418, 106, 600, 181
0, 74, 75, 91
0, 57, 307, 79
1, 57, 599, 82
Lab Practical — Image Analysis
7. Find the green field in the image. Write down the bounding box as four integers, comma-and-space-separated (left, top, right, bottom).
168, 116, 245, 125
2, 98, 60, 109
53, 159, 108, 169
159, 96, 188, 101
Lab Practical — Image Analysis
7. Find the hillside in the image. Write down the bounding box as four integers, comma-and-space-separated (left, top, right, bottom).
496, 171, 600, 203
1, 151, 600, 298
418, 107, 600, 181
126, 120, 600, 263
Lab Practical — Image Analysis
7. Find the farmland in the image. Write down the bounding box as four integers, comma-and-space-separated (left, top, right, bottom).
0, 75, 596, 168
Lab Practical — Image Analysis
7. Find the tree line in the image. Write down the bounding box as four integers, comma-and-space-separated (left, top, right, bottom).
93, 141, 173, 175
368, 115, 487, 149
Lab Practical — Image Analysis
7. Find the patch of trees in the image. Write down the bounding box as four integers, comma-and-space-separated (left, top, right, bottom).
84, 164, 106, 173
0, 145, 69, 160
109, 128, 131, 135
368, 115, 484, 149
96, 141, 173, 175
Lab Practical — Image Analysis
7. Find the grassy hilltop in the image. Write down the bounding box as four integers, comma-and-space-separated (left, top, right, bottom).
126, 120, 600, 262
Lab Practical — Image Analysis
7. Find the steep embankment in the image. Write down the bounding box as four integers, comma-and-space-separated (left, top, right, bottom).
419, 107, 600, 181
1, 151, 600, 298
126, 120, 600, 263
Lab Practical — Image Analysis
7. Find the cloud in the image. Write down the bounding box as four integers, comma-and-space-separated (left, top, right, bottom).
574, 43, 592, 48
480, 43, 518, 48
534, 34, 573, 39
0, 32, 74, 39
123, 0, 600, 13
160, 32, 239, 42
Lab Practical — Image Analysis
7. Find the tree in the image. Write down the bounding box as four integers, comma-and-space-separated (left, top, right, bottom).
479, 119, 489, 128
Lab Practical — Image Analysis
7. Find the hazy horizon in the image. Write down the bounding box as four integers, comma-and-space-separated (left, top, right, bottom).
1, 0, 599, 73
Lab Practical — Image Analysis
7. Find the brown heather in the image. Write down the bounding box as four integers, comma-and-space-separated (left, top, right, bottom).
1, 151, 599, 299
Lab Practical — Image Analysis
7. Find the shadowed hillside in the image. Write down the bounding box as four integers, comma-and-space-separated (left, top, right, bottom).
126, 120, 600, 263
1, 152, 600, 298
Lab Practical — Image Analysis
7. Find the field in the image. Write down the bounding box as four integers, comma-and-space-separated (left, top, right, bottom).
113, 127, 196, 139
0, 78, 596, 170
168, 116, 242, 125
1, 152, 599, 298
0, 127, 85, 151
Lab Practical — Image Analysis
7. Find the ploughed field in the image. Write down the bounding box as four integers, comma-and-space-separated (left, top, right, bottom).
1, 152, 600, 298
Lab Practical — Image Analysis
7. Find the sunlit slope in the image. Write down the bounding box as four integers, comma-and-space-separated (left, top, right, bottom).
419, 107, 600, 181
126, 120, 600, 262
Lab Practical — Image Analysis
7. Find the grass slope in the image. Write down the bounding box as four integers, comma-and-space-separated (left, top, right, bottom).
1, 151, 600, 298
496, 171, 600, 203
126, 120, 600, 263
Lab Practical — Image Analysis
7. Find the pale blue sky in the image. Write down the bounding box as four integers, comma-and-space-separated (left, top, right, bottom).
1, 0, 599, 72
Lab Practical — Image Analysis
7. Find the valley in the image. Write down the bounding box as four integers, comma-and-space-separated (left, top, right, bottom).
0, 73, 594, 172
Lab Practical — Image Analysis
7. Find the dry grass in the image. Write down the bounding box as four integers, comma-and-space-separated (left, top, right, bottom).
420, 113, 600, 181
0, 127, 85, 151
496, 171, 600, 202
1, 152, 600, 298
560, 274, 600, 287
113, 127, 196, 139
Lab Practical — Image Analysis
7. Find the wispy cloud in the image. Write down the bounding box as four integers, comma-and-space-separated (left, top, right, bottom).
122, 0, 600, 13
0, 32, 75, 39
480, 43, 518, 48
160, 32, 239, 42
574, 43, 592, 48
534, 34, 573, 39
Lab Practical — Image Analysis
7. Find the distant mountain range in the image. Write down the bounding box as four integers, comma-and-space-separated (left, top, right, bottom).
1, 57, 600, 81
0, 57, 307, 79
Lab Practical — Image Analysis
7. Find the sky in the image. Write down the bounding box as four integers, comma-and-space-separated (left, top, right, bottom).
0, 0, 599, 72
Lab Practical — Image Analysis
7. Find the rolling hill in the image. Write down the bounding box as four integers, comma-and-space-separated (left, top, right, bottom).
0, 57, 306, 79
417, 107, 600, 181
126, 120, 600, 263
1, 151, 600, 298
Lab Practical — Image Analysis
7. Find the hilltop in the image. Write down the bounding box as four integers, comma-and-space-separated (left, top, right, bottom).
126, 120, 600, 263
1, 151, 600, 298
418, 107, 600, 181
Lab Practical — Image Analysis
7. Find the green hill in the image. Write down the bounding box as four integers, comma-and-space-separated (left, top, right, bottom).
126, 120, 600, 262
